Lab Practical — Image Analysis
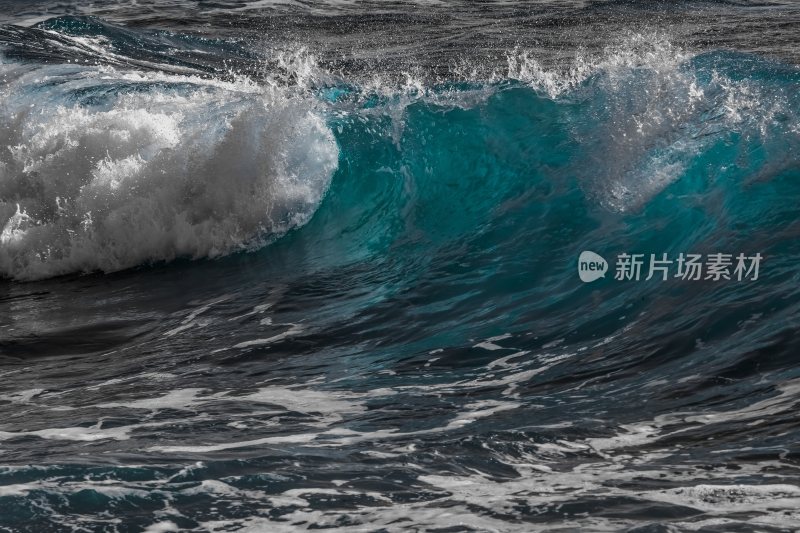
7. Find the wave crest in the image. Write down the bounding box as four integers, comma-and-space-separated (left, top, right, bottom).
0, 63, 339, 280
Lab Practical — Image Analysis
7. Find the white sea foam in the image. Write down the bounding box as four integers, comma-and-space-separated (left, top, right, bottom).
0, 62, 339, 280
507, 32, 691, 99
506, 32, 794, 212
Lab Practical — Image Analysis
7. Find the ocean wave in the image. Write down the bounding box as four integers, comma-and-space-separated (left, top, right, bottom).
1, 22, 798, 281
0, 60, 338, 280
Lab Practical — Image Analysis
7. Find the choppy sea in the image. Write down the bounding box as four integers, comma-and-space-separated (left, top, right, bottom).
1, 1, 800, 531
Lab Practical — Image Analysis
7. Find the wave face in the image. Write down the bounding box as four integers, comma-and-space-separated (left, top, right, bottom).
1, 6, 800, 533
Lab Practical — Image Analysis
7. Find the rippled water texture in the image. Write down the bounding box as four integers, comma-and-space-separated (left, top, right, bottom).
1, 1, 800, 531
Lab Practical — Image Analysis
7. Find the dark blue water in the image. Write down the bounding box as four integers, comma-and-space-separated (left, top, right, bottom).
1, 2, 800, 531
